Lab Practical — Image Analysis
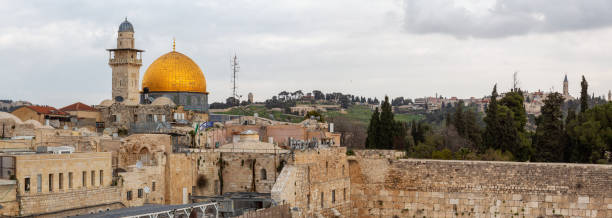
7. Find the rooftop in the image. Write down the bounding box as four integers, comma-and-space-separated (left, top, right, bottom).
60, 102, 98, 112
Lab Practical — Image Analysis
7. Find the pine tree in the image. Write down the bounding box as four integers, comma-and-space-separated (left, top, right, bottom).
533, 92, 566, 162
365, 108, 380, 148
580, 76, 589, 113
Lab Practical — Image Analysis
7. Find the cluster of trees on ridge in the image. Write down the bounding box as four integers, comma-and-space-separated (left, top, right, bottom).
210, 90, 382, 110
365, 76, 611, 164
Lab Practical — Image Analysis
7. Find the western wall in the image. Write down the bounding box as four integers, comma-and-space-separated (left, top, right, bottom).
348, 150, 612, 218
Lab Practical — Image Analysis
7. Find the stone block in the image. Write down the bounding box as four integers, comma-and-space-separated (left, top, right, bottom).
578, 196, 590, 204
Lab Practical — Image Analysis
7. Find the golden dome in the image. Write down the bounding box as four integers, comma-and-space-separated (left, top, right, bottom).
142, 51, 207, 93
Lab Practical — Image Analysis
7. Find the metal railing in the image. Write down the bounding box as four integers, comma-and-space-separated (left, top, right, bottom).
123, 202, 218, 218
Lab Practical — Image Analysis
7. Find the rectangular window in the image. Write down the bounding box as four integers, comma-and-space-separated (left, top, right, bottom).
91, 170, 95, 186
37, 174, 42, 192
99, 170, 103, 185
138, 188, 143, 198
68, 172, 73, 188
307, 194, 310, 209
343, 188, 346, 200
82, 171, 86, 187
127, 191, 133, 200
332, 189, 335, 204
152, 181, 156, 192
48, 174, 53, 192
321, 192, 324, 208
24, 177, 30, 192
59, 173, 63, 190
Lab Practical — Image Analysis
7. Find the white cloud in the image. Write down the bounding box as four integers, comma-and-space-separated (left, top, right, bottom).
0, 0, 610, 107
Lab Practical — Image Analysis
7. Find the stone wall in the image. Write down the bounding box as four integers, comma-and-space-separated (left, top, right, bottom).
18, 186, 121, 216
221, 152, 291, 194
0, 180, 18, 216
272, 147, 351, 218
165, 152, 222, 204
349, 156, 612, 218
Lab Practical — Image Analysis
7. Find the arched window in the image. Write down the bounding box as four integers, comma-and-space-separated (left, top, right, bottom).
139, 147, 150, 165
342, 165, 345, 176
260, 168, 267, 180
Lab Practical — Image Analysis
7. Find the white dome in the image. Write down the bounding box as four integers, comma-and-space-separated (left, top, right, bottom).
23, 119, 43, 128
99, 99, 114, 107
0, 112, 23, 124
151, 97, 176, 106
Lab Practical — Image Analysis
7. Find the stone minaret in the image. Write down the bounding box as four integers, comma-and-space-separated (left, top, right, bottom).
108, 18, 144, 104
563, 74, 569, 97
608, 90, 611, 102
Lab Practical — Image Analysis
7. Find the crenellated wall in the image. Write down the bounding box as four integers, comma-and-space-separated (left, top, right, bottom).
349, 155, 612, 218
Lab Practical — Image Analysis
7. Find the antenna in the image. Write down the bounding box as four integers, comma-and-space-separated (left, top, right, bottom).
231, 54, 240, 101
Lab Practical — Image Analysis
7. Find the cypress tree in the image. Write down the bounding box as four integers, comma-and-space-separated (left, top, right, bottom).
533, 92, 566, 162
580, 76, 589, 113
483, 84, 500, 151
365, 108, 380, 148
453, 101, 465, 136
379, 96, 394, 149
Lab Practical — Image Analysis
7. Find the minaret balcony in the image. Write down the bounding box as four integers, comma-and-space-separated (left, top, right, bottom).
109, 58, 142, 65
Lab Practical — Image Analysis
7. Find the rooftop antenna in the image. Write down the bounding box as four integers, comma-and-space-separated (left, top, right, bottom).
231, 53, 240, 100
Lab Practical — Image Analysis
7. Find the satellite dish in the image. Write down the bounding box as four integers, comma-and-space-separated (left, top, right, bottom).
135, 161, 143, 169
144, 186, 150, 193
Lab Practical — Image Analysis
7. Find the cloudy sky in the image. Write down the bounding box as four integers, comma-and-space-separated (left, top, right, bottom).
1, 0, 611, 107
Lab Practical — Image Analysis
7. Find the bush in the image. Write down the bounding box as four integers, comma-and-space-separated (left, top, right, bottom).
409, 143, 435, 159
480, 148, 514, 161
346, 149, 355, 156
432, 148, 453, 160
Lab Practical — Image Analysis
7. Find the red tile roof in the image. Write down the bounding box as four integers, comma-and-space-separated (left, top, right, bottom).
60, 102, 98, 112
23, 105, 68, 115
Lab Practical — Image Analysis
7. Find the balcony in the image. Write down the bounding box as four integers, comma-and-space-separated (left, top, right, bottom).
108, 58, 142, 65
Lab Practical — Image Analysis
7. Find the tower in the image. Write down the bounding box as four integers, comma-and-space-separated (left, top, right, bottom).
608, 90, 611, 102
108, 18, 144, 104
563, 74, 569, 97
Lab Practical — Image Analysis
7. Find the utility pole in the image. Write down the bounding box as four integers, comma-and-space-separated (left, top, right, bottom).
231, 54, 240, 103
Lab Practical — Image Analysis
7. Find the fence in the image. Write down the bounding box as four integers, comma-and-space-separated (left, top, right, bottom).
234, 204, 291, 218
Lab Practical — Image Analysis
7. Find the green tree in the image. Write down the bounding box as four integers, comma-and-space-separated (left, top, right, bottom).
378, 96, 394, 149
580, 76, 589, 113
483, 85, 500, 151
566, 102, 612, 163
533, 92, 566, 162
453, 101, 465, 136
365, 108, 380, 148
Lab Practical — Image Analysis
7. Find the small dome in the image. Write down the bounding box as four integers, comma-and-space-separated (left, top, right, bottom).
119, 19, 134, 32
23, 119, 43, 128
99, 99, 114, 107
0, 112, 23, 124
151, 97, 176, 106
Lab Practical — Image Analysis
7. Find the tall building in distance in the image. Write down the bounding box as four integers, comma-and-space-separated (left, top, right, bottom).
108, 18, 144, 104
248, 92, 254, 104
563, 74, 569, 97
